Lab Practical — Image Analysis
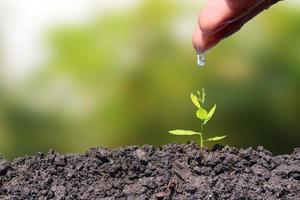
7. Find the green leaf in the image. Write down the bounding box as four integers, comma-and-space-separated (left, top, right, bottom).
204, 104, 216, 124
201, 88, 206, 103
205, 135, 227, 142
190, 93, 200, 108
169, 130, 200, 136
196, 107, 207, 121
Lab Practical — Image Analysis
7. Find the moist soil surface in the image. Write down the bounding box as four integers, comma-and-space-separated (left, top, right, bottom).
0, 143, 299, 200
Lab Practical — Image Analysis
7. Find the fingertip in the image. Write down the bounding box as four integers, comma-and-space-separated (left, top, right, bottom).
192, 27, 208, 52
192, 26, 220, 52
192, 27, 203, 52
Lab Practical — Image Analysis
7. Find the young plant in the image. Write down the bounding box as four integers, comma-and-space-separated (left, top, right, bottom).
169, 89, 226, 147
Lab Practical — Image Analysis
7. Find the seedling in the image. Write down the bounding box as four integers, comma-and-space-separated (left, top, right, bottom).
169, 89, 226, 147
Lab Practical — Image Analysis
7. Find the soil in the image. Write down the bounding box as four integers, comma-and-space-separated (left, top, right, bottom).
0, 143, 299, 200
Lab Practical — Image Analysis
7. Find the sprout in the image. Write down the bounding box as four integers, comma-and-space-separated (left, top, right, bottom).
169, 89, 226, 147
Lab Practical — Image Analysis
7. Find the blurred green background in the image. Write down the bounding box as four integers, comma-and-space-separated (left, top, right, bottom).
0, 1, 299, 159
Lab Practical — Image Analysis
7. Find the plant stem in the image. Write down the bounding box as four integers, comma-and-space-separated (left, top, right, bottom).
200, 123, 204, 148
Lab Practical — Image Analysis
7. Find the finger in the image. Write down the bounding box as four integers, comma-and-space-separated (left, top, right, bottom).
192, 25, 220, 52
199, 0, 273, 35
214, 0, 280, 40
193, 0, 281, 52
193, 2, 266, 52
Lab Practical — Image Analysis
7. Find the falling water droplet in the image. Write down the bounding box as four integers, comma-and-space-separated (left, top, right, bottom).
196, 52, 206, 67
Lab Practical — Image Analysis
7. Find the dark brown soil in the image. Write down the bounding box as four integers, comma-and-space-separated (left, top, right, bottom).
0, 143, 299, 200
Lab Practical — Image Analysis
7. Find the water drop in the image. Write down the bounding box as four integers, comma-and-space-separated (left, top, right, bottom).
196, 52, 206, 67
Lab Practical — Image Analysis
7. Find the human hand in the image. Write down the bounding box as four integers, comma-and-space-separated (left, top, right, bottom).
193, 0, 281, 52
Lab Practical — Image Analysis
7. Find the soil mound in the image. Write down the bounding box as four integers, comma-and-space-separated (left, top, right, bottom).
0, 143, 299, 199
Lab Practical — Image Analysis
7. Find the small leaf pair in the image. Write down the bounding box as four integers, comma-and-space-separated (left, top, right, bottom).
192, 90, 216, 125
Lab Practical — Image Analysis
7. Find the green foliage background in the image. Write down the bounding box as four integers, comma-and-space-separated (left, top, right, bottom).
0, 1, 299, 159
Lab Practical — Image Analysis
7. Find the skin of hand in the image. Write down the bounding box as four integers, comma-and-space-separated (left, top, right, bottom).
193, 0, 282, 53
